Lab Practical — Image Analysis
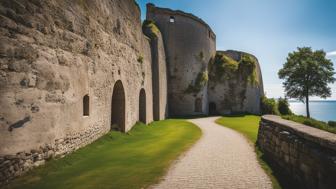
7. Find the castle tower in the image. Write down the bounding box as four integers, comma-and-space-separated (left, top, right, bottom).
146, 4, 216, 116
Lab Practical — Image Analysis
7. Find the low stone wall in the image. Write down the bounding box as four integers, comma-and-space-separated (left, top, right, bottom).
257, 115, 336, 189
0, 125, 105, 185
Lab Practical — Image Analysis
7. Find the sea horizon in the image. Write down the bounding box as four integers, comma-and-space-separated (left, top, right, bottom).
289, 101, 336, 122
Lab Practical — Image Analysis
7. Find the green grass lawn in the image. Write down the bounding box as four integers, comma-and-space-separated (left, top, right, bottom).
216, 115, 260, 143
7, 120, 201, 189
216, 115, 282, 189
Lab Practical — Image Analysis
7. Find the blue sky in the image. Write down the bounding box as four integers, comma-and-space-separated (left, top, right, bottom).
137, 0, 336, 100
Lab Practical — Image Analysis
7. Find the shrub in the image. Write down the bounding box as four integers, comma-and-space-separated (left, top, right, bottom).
328, 121, 336, 127
282, 115, 336, 134
277, 97, 292, 115
260, 96, 280, 115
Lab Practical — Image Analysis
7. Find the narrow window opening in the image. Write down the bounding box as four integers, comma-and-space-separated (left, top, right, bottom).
169, 16, 175, 23
195, 98, 202, 112
83, 95, 90, 116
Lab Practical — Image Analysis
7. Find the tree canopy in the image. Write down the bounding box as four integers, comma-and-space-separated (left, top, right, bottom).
278, 47, 335, 118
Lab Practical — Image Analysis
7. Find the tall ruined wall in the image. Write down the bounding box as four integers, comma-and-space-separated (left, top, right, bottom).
208, 50, 264, 115
258, 115, 336, 189
142, 21, 168, 120
147, 4, 216, 116
0, 0, 158, 182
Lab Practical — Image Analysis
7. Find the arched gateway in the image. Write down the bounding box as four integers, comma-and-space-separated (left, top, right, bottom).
111, 80, 126, 132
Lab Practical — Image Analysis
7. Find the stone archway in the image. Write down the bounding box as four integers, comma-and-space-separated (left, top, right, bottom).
111, 80, 126, 132
195, 98, 202, 112
139, 88, 146, 123
209, 102, 217, 115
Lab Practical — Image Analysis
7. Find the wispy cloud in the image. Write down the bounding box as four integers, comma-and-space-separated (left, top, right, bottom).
327, 51, 336, 57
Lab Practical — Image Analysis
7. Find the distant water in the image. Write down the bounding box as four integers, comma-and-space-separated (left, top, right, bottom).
289, 101, 336, 122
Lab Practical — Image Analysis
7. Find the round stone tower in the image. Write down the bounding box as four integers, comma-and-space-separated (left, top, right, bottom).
146, 3, 216, 116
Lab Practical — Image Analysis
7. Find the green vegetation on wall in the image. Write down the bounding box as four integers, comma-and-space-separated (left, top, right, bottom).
208, 51, 259, 110
195, 51, 205, 62
142, 20, 160, 39
137, 55, 144, 64
185, 71, 208, 94
209, 53, 238, 81
209, 52, 258, 85
239, 54, 259, 85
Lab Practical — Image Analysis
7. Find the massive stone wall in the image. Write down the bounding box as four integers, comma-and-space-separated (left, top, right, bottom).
208, 50, 264, 115
147, 3, 216, 116
143, 21, 168, 121
258, 115, 336, 189
0, 0, 165, 183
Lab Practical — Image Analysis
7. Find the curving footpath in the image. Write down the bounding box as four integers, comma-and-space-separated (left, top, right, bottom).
151, 117, 272, 189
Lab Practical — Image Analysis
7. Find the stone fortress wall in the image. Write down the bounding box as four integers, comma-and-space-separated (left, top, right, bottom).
258, 115, 336, 189
0, 0, 164, 183
208, 50, 264, 115
143, 19, 168, 121
146, 3, 216, 116
0, 0, 264, 184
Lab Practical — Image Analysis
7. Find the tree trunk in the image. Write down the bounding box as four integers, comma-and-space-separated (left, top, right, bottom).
305, 95, 310, 118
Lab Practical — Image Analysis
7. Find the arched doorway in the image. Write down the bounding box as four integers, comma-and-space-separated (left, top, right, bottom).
139, 89, 146, 123
111, 80, 125, 132
195, 98, 202, 112
209, 102, 217, 115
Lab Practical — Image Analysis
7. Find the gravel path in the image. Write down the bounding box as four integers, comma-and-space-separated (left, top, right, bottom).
151, 117, 272, 189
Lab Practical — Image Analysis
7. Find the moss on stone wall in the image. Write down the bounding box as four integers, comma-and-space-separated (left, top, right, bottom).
209, 51, 260, 110
238, 54, 258, 85
185, 71, 208, 94
195, 51, 204, 62
209, 52, 258, 85
209, 53, 239, 81
142, 20, 160, 39
137, 55, 144, 64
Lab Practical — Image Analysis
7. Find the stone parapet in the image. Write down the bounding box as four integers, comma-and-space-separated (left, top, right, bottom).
257, 115, 336, 189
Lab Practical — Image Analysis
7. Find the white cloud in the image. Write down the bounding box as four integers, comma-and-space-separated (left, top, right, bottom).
327, 51, 336, 57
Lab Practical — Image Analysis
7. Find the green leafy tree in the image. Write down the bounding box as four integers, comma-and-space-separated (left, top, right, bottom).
278, 97, 292, 115
278, 47, 335, 118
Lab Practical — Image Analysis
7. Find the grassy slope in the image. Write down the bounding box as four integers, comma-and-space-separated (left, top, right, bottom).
216, 115, 281, 189
282, 115, 336, 134
8, 120, 201, 189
